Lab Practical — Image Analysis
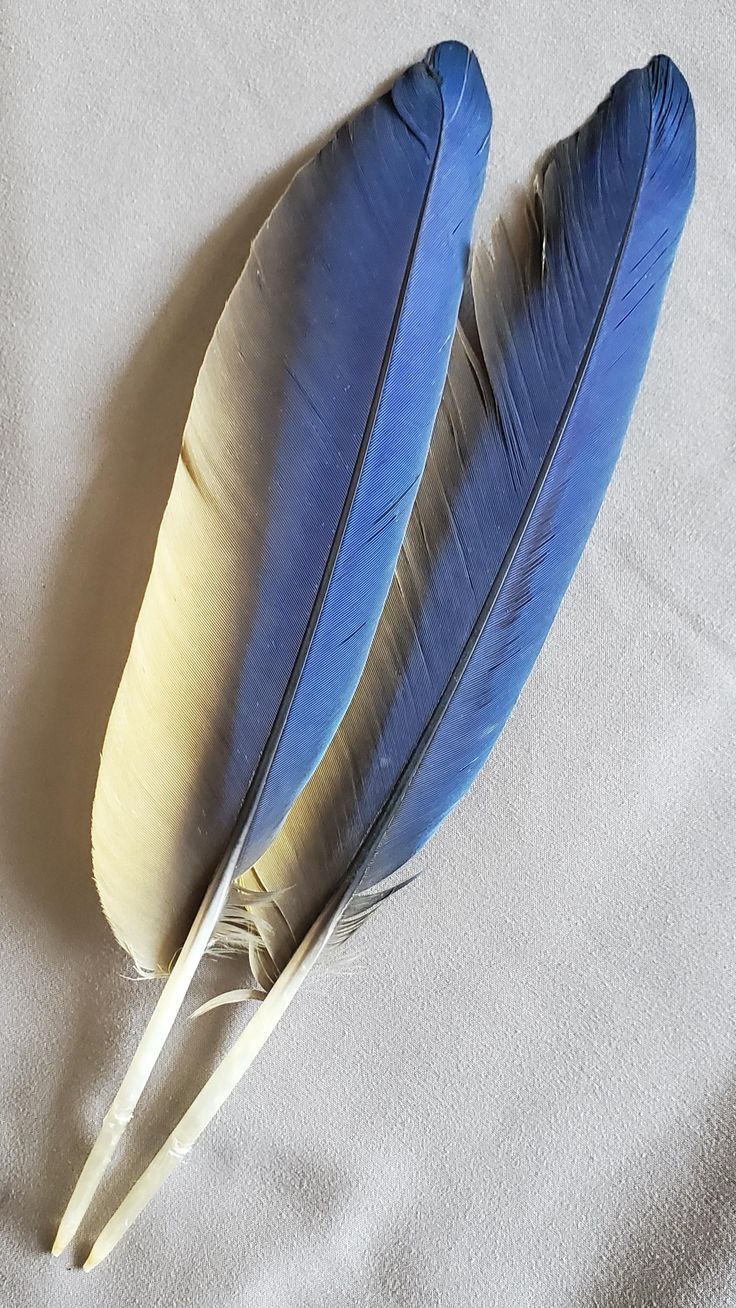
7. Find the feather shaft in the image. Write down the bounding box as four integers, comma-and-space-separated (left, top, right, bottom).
83, 884, 351, 1270
52, 871, 233, 1256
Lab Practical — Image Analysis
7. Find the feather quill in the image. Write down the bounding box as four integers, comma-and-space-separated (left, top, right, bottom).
83, 56, 695, 1266
53, 41, 491, 1254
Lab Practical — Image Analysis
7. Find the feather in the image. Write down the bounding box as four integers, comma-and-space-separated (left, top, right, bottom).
82, 56, 695, 1267
53, 41, 491, 1255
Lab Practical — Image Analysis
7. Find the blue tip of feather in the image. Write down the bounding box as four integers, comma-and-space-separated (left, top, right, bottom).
426, 41, 491, 126
612, 54, 696, 204
648, 52, 688, 93
647, 55, 696, 183
425, 40, 471, 84
390, 41, 491, 167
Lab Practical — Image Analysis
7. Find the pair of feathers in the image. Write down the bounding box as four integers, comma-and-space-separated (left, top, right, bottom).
92, 45, 695, 1001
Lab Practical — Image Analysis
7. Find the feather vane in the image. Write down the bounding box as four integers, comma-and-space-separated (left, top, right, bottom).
92, 40, 491, 976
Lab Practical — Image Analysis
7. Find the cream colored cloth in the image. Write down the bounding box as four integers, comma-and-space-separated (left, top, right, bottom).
1, 3, 734, 1305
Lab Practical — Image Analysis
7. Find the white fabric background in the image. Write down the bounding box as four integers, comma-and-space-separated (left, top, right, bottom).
1, 3, 734, 1305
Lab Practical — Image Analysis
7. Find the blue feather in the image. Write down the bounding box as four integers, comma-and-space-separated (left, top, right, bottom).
92, 41, 491, 974
244, 55, 695, 980
52, 45, 491, 1255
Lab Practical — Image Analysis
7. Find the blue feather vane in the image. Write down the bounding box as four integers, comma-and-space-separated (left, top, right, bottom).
53, 41, 491, 1257
55, 53, 695, 1268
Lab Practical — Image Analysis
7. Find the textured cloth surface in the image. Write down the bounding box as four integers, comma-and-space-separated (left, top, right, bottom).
1, 4, 734, 1306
